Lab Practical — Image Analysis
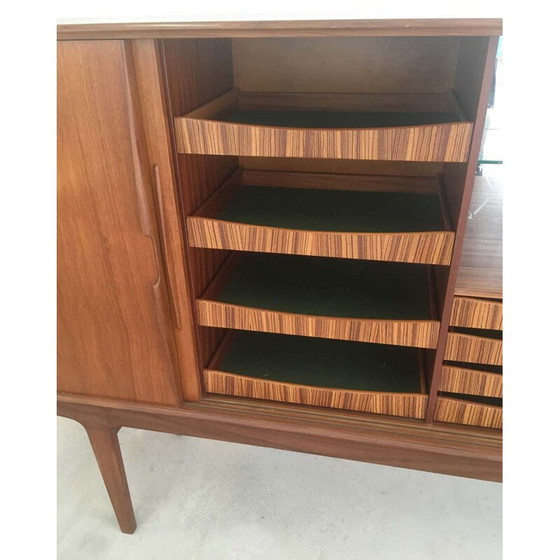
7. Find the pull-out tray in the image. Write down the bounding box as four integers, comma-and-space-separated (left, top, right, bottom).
175, 89, 473, 162
204, 331, 428, 419
197, 253, 440, 348
187, 169, 454, 265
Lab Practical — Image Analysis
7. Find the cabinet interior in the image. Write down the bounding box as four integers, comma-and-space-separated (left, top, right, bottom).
160, 34, 494, 420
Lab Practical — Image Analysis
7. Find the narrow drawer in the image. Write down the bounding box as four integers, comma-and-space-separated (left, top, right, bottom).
435, 396, 502, 429
450, 296, 502, 330
444, 330, 502, 366
440, 364, 502, 397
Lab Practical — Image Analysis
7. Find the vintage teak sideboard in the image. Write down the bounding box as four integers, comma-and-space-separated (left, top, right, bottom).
57, 19, 503, 533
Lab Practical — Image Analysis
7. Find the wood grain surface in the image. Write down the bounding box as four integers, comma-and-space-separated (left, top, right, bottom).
233, 37, 460, 94
85, 427, 137, 534
455, 175, 502, 299
435, 396, 502, 429
440, 364, 502, 397
204, 370, 428, 419
58, 19, 503, 40
424, 37, 498, 421
161, 39, 239, 370
130, 40, 204, 401
59, 393, 503, 482
198, 300, 440, 349
444, 332, 502, 366
188, 215, 454, 265
450, 296, 503, 330
196, 252, 440, 348
175, 89, 473, 162
187, 169, 455, 265
57, 41, 180, 405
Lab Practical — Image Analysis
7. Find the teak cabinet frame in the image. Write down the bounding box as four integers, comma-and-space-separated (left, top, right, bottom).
57, 19, 502, 534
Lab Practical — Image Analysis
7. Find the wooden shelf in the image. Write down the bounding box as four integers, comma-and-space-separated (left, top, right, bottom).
204, 331, 428, 419
187, 169, 455, 265
197, 253, 440, 348
175, 89, 473, 162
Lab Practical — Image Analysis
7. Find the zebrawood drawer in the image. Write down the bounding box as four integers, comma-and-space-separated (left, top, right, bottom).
197, 253, 440, 349
175, 89, 473, 163
187, 169, 455, 265
205, 370, 428, 419
440, 364, 502, 398
434, 396, 502, 429
444, 331, 502, 366
450, 297, 502, 330
205, 331, 429, 420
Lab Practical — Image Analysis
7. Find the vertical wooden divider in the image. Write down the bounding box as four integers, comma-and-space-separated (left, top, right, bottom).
425, 37, 499, 422
160, 39, 239, 383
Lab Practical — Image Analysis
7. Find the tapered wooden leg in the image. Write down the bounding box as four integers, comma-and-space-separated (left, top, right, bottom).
85, 426, 137, 534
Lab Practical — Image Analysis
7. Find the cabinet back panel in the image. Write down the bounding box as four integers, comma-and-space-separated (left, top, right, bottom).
232, 37, 460, 94
57, 41, 179, 405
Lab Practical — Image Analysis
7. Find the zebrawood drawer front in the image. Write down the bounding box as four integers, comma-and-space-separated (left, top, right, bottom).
444, 331, 502, 365
450, 297, 502, 330
204, 370, 428, 419
197, 253, 441, 349
187, 169, 455, 265
175, 89, 473, 162
188, 219, 454, 265
440, 365, 502, 397
435, 397, 502, 429
197, 300, 440, 349
205, 331, 428, 419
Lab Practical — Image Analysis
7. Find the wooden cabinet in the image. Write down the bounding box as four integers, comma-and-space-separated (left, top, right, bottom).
57, 19, 503, 534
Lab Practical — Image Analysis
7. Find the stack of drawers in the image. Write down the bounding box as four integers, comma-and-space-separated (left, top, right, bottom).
434, 175, 503, 429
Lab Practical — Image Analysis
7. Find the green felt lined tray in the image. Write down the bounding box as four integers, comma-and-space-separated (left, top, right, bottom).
213, 254, 434, 320
214, 332, 423, 393
224, 110, 460, 129
215, 186, 446, 233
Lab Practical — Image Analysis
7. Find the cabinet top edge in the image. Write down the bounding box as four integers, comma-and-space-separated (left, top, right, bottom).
57, 18, 503, 40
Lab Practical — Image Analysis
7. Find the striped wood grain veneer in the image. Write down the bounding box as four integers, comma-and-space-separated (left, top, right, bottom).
174, 89, 473, 162
186, 170, 455, 265
450, 296, 502, 330
440, 364, 502, 397
204, 370, 428, 419
196, 253, 440, 348
198, 302, 439, 349
444, 332, 502, 366
188, 220, 454, 264
204, 331, 428, 419
435, 396, 502, 429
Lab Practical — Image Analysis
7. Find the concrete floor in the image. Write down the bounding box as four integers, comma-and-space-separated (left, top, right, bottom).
57, 417, 501, 559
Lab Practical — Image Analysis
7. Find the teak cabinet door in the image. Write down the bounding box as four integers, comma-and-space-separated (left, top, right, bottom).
57, 41, 182, 405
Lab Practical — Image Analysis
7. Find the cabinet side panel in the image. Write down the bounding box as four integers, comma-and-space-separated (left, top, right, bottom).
57, 41, 179, 405
161, 39, 238, 372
